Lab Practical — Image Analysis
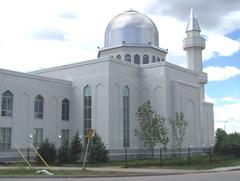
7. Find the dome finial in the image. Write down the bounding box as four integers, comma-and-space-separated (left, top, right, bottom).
190, 8, 195, 19
186, 8, 201, 32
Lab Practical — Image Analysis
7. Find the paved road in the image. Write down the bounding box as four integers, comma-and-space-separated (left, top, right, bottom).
0, 171, 240, 181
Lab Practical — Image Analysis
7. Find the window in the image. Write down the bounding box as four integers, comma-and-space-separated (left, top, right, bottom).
33, 128, 43, 147
1, 91, 13, 117
0, 128, 11, 150
61, 129, 70, 144
125, 54, 131, 62
157, 57, 160, 62
34, 95, 44, 119
143, 55, 149, 64
84, 85, 92, 144
152, 56, 156, 63
116, 54, 121, 59
134, 54, 140, 65
62, 99, 70, 121
123, 86, 130, 147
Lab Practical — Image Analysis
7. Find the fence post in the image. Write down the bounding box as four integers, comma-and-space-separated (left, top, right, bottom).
209, 146, 212, 163
159, 148, 163, 166
27, 147, 30, 162
124, 147, 128, 168
188, 147, 191, 165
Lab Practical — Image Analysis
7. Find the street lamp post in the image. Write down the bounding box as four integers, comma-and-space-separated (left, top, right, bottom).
209, 144, 214, 163
202, 144, 205, 155
28, 134, 33, 162
134, 146, 138, 160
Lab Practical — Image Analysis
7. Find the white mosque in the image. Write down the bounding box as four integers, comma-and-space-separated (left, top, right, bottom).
0, 9, 214, 152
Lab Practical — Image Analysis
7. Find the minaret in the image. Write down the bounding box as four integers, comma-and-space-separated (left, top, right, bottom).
183, 8, 205, 73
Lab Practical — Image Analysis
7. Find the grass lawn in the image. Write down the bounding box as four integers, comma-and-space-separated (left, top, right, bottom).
0, 168, 122, 176
0, 155, 240, 176
84, 155, 240, 170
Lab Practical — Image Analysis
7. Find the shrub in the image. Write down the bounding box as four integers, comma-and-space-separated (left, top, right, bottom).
58, 141, 70, 164
36, 138, 57, 164
215, 128, 240, 156
88, 134, 108, 163
69, 131, 82, 163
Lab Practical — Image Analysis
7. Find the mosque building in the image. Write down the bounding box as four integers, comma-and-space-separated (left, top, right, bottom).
0, 9, 214, 152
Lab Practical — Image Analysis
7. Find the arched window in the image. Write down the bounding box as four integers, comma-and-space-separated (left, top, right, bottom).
143, 55, 149, 64
123, 86, 130, 147
62, 98, 70, 121
1, 91, 13, 117
157, 57, 160, 62
116, 54, 121, 60
152, 56, 156, 63
134, 54, 140, 65
84, 85, 92, 144
125, 54, 131, 62
34, 95, 44, 119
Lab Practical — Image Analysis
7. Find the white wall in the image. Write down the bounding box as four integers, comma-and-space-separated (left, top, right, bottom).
0, 69, 72, 149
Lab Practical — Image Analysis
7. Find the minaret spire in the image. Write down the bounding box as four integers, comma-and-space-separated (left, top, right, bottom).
183, 8, 205, 73
186, 8, 201, 32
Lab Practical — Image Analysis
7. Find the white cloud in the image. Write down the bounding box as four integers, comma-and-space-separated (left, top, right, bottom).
221, 97, 240, 102
0, 0, 239, 72
214, 104, 240, 121
203, 66, 240, 81
214, 103, 240, 133
203, 34, 240, 61
205, 94, 216, 104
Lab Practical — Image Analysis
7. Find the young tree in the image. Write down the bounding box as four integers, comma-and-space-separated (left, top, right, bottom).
69, 131, 82, 163
134, 101, 169, 156
169, 112, 188, 154
88, 134, 108, 163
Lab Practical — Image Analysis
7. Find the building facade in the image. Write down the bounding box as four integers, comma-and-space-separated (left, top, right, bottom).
0, 9, 214, 151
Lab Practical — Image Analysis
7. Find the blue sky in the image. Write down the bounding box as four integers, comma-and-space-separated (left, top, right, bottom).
0, 0, 239, 133
203, 28, 240, 132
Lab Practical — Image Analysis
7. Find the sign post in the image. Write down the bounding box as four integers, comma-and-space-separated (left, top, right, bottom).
82, 129, 95, 170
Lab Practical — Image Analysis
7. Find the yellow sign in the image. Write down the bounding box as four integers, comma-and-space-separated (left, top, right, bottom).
87, 129, 95, 141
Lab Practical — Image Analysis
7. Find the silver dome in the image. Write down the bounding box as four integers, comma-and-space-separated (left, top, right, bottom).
104, 10, 159, 47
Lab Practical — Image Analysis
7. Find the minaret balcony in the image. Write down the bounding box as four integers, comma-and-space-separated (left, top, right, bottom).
183, 36, 205, 50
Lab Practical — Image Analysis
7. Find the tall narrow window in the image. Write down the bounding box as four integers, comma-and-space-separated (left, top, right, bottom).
34, 95, 44, 119
61, 129, 70, 144
62, 98, 70, 121
84, 85, 92, 144
157, 57, 160, 62
1, 91, 13, 117
143, 55, 149, 64
0, 128, 11, 150
152, 56, 156, 63
125, 54, 131, 62
123, 86, 130, 147
116, 54, 121, 59
134, 54, 140, 65
33, 128, 43, 147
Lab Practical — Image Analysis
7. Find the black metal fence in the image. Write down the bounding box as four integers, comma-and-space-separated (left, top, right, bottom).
0, 148, 35, 163
108, 147, 212, 160
0, 146, 213, 163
